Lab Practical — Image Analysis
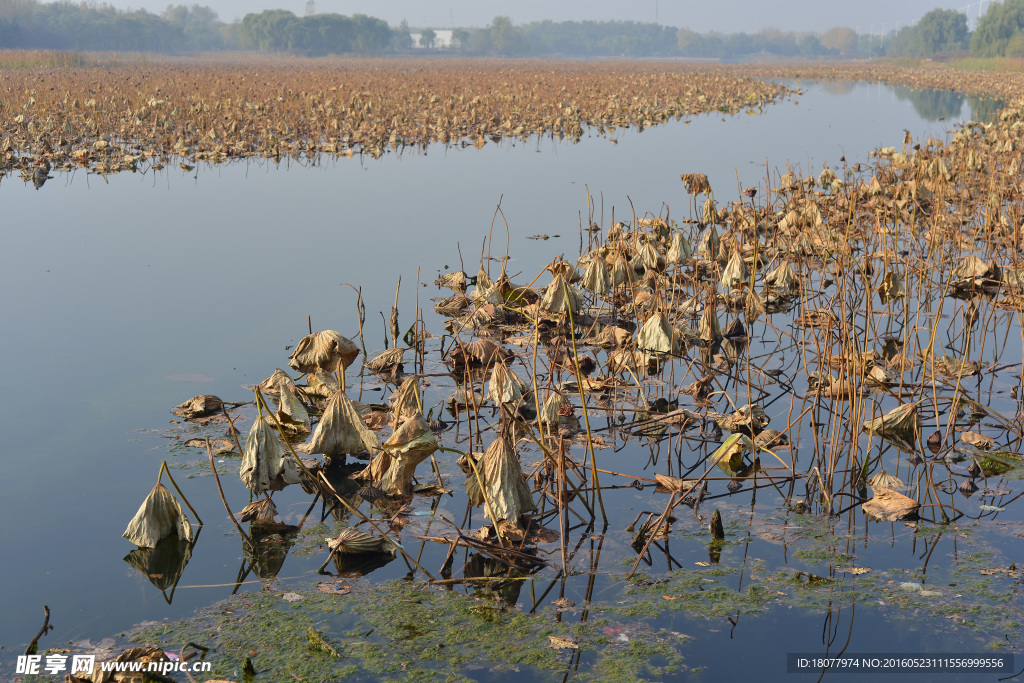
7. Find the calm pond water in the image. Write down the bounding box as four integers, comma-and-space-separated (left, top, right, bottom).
0, 80, 1018, 681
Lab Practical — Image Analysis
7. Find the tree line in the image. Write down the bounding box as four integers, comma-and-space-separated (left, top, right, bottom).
1, 0, 1024, 60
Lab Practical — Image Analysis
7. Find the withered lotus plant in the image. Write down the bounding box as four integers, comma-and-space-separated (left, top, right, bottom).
357, 413, 438, 496
466, 430, 537, 528
299, 389, 380, 460
123, 483, 194, 548
288, 330, 359, 374
241, 416, 301, 494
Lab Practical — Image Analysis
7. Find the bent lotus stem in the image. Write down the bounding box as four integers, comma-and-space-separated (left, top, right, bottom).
157, 460, 203, 527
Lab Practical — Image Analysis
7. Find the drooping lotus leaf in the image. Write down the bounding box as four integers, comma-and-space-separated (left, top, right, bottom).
476, 266, 492, 291
434, 271, 468, 293
951, 255, 1000, 287
699, 305, 723, 344
639, 242, 662, 271
763, 261, 798, 291
299, 389, 380, 459
878, 271, 905, 304
701, 198, 718, 226
450, 339, 509, 368
486, 362, 530, 405
581, 254, 612, 295
591, 325, 632, 348
276, 384, 310, 434
241, 416, 301, 493
237, 497, 279, 526
637, 311, 675, 355
305, 370, 340, 399
389, 376, 422, 423
610, 254, 635, 287
365, 347, 405, 373
288, 330, 359, 374
710, 433, 754, 477
818, 167, 837, 187
362, 413, 438, 496
467, 434, 537, 527
123, 483, 193, 548
666, 231, 693, 264
540, 273, 582, 315
680, 172, 712, 195
862, 401, 920, 447
258, 369, 296, 393
721, 250, 748, 289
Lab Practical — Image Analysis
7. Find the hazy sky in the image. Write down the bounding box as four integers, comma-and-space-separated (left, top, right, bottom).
118, 0, 977, 34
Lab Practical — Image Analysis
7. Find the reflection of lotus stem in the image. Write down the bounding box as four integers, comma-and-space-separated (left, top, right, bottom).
157, 460, 203, 526
205, 439, 250, 546
563, 281, 607, 523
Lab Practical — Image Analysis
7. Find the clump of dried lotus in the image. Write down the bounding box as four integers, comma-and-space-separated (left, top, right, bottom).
241, 417, 301, 493
450, 339, 509, 368
123, 483, 193, 547
540, 273, 582, 315
681, 172, 711, 195
466, 434, 537, 527
299, 389, 380, 459
288, 330, 359, 374
591, 325, 632, 348
951, 255, 1000, 288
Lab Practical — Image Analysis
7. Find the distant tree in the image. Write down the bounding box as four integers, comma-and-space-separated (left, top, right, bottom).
1006, 29, 1024, 56
676, 27, 698, 54
797, 33, 825, 57
304, 0, 315, 17
821, 26, 857, 54
451, 27, 469, 49
971, 0, 1024, 57
393, 19, 412, 49
489, 15, 521, 55
419, 27, 435, 48
914, 8, 968, 55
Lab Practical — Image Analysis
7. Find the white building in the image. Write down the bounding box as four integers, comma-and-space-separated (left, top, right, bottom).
409, 29, 456, 49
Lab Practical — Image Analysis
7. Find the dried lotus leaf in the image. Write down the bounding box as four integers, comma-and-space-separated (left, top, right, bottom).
173, 395, 223, 419
763, 261, 797, 290
258, 369, 296, 393
581, 255, 611, 295
123, 483, 193, 548
867, 470, 904, 491
450, 339, 508, 368
365, 347, 405, 373
470, 435, 537, 527
699, 305, 723, 344
540, 274, 582, 315
862, 401, 920, 447
713, 404, 769, 435
668, 233, 693, 266
862, 488, 919, 522
237, 497, 278, 525
610, 253, 635, 287
721, 250, 748, 289
680, 172, 711, 195
878, 271, 905, 303
288, 330, 359, 374
591, 325, 632, 348
241, 416, 301, 494
328, 527, 393, 554
636, 312, 675, 354
701, 198, 718, 226
639, 242, 662, 271
372, 414, 438, 495
300, 389, 380, 459
486, 362, 529, 405
305, 370, 340, 399
276, 385, 310, 434
434, 271, 468, 293
389, 376, 422, 422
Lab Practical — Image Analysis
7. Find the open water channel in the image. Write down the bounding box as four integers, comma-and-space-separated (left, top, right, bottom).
0, 79, 1019, 681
